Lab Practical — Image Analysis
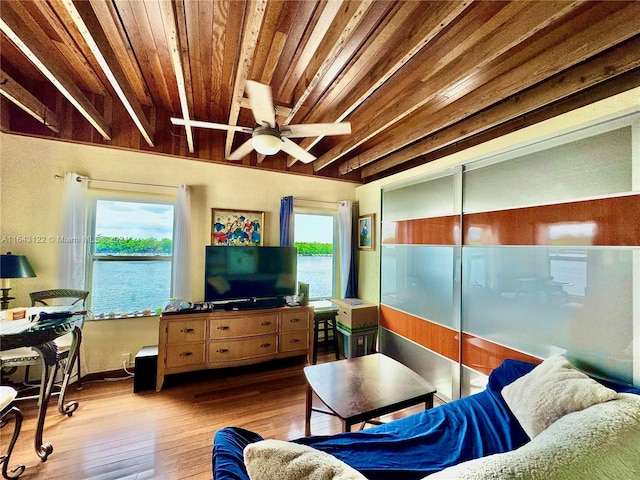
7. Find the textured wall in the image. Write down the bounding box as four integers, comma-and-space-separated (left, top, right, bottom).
0, 134, 356, 373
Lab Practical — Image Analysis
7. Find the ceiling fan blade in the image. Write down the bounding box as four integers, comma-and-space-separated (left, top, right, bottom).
227, 139, 255, 161
246, 80, 275, 128
170, 117, 252, 134
281, 122, 351, 138
280, 137, 316, 164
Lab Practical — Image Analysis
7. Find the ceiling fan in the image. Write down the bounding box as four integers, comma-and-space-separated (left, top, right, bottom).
170, 80, 351, 163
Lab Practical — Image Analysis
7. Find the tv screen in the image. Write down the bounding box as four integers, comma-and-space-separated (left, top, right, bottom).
205, 246, 297, 302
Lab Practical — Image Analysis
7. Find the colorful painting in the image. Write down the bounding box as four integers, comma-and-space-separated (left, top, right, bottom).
358, 214, 375, 250
211, 209, 264, 246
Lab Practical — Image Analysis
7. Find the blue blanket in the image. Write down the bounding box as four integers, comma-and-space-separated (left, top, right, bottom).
212, 359, 639, 480
292, 359, 532, 480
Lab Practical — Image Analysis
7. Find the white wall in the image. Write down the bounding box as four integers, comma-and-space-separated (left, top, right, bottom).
0, 135, 356, 373
355, 87, 640, 305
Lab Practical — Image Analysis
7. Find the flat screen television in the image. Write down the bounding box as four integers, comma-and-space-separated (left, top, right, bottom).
204, 246, 297, 305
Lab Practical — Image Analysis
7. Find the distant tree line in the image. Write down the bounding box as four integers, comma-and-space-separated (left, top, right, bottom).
295, 241, 332, 255
95, 235, 173, 255
94, 236, 328, 256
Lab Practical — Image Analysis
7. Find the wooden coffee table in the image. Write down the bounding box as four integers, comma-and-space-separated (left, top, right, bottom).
304, 353, 436, 435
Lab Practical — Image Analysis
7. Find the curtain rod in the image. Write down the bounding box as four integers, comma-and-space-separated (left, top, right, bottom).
290, 197, 358, 206
55, 174, 178, 189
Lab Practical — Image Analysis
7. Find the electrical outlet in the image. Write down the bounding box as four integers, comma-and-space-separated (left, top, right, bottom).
120, 353, 130, 366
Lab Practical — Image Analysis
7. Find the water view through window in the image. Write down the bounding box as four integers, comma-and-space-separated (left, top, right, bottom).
89, 199, 174, 316
91, 261, 171, 314
90, 206, 335, 314
295, 213, 335, 299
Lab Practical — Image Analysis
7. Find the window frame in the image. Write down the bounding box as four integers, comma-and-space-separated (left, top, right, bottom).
294, 207, 339, 300
85, 189, 177, 316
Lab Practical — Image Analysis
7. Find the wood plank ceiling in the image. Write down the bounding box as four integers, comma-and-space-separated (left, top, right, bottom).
1, 1, 639, 183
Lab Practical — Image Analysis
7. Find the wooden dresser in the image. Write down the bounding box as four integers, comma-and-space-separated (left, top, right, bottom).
156, 305, 312, 391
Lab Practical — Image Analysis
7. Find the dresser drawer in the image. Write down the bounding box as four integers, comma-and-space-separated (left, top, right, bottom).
166, 320, 206, 344
280, 310, 309, 332
279, 331, 309, 353
165, 343, 206, 368
209, 314, 278, 338
208, 334, 277, 362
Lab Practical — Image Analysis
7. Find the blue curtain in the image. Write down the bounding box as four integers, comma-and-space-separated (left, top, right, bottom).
279, 196, 294, 246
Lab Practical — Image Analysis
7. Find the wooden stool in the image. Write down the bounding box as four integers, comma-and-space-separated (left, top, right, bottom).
312, 309, 340, 364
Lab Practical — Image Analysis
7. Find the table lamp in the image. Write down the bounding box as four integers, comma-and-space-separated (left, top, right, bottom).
0, 252, 36, 310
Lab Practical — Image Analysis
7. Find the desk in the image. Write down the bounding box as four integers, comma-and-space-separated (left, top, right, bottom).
304, 353, 436, 435
0, 307, 83, 461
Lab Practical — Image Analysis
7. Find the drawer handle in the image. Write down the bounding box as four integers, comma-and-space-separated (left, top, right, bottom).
289, 318, 300, 323
260, 343, 271, 348
179, 352, 193, 357
216, 348, 229, 353
180, 328, 194, 333
290, 338, 300, 343
217, 326, 230, 330
261, 321, 272, 326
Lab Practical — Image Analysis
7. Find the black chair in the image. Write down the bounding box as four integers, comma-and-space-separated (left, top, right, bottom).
29, 290, 89, 390
29, 289, 89, 308
0, 290, 88, 411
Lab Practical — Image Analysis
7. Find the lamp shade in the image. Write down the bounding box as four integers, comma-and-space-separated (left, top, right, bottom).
0, 253, 36, 279
252, 132, 282, 155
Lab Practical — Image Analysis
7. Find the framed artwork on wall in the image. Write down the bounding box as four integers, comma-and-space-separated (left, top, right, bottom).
358, 214, 375, 250
211, 208, 264, 246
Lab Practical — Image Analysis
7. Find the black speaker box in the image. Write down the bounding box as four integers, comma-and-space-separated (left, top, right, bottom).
134, 345, 158, 393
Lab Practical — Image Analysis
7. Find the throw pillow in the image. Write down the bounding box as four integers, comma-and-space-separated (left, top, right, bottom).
501, 354, 617, 439
244, 439, 367, 480
426, 393, 640, 480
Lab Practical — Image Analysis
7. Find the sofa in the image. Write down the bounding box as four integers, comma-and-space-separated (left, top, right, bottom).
212, 356, 640, 480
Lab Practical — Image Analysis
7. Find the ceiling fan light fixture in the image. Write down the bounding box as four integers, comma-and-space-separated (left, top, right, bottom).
252, 129, 282, 155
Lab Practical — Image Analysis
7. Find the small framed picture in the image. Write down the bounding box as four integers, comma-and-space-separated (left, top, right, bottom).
358, 214, 375, 250
211, 208, 264, 246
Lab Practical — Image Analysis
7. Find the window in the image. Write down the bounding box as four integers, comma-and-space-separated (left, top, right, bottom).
548, 250, 587, 297
87, 196, 175, 316
294, 212, 337, 299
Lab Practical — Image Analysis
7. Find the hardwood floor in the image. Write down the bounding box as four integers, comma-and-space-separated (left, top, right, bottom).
1, 353, 438, 480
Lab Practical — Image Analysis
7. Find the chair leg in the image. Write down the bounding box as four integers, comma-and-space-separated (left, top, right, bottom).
56, 326, 81, 416
74, 349, 82, 390
1, 406, 26, 479
331, 318, 340, 360
312, 318, 320, 365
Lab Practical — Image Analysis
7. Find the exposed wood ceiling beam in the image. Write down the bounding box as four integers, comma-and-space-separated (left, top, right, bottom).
88, 0, 153, 105
286, 0, 473, 168
358, 37, 640, 178
160, 0, 194, 153
0, 69, 60, 133
346, 5, 640, 177
239, 96, 291, 119
260, 31, 287, 85
368, 72, 640, 183
285, 0, 374, 125
29, 0, 109, 96
62, 0, 154, 146
0, 4, 111, 140
313, 1, 584, 172
225, 0, 269, 159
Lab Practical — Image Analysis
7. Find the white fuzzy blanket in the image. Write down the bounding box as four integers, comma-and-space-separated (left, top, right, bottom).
244, 439, 366, 480
428, 393, 640, 479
